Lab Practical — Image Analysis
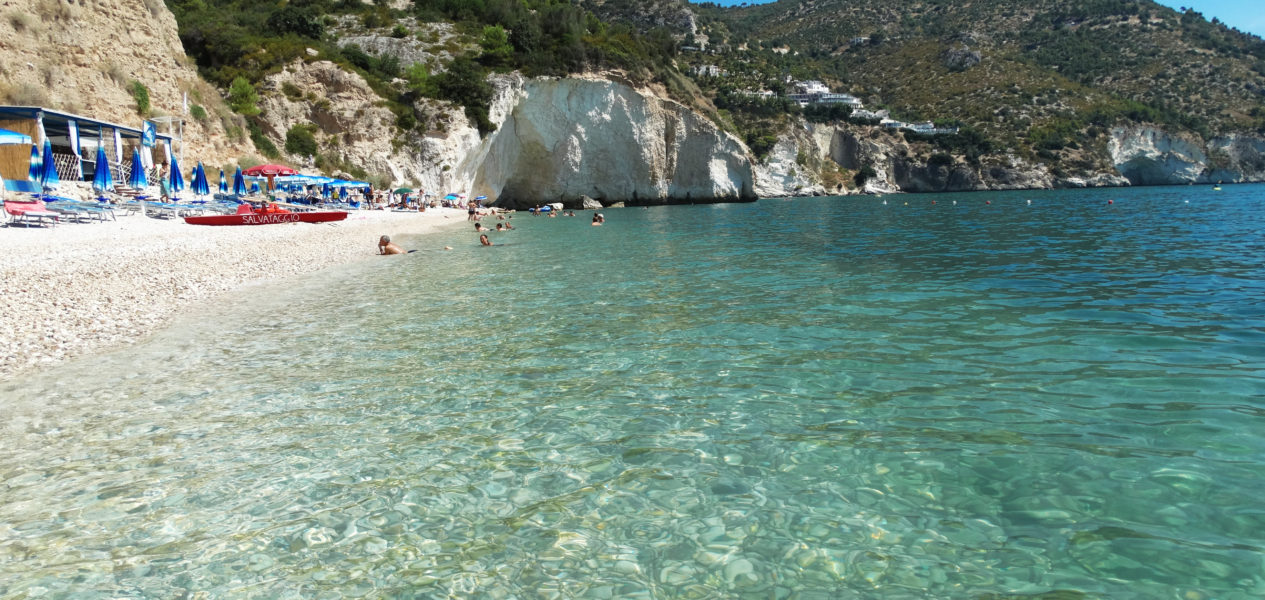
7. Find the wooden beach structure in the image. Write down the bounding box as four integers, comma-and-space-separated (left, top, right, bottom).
0, 106, 178, 187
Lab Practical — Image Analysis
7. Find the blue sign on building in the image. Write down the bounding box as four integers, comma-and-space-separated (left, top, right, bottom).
142, 121, 156, 147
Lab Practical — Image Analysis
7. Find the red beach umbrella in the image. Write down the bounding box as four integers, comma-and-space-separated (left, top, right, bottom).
242, 164, 297, 192
242, 164, 298, 176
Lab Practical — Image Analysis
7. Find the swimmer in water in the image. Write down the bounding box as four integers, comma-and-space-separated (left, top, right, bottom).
378, 235, 405, 255
480, 234, 492, 246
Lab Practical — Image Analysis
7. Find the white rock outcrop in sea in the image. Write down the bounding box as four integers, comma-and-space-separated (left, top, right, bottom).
464, 74, 756, 207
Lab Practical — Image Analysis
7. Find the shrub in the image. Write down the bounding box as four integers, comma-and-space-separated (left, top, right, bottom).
247, 120, 279, 158
129, 80, 150, 115
854, 164, 877, 187
228, 77, 260, 116
0, 82, 48, 106
190, 104, 207, 121
281, 81, 303, 100
285, 124, 318, 157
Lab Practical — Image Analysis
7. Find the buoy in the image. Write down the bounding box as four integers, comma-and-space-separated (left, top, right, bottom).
1108, 200, 1114, 205
986, 201, 991, 205
932, 201, 936, 205
952, 200, 956, 205
904, 202, 909, 206
1184, 200, 1190, 204
882, 200, 887, 205
1027, 199, 1032, 205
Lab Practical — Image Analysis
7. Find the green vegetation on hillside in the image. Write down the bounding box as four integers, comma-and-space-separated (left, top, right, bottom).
165, 0, 691, 148
591, 0, 1265, 167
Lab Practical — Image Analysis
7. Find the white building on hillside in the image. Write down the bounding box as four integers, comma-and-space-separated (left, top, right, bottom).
793, 80, 830, 95
786, 80, 863, 108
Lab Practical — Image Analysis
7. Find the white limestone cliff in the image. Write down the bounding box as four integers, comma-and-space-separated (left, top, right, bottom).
466, 74, 755, 207
1109, 126, 1265, 184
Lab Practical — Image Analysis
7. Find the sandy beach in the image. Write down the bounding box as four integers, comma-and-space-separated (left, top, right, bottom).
0, 206, 467, 380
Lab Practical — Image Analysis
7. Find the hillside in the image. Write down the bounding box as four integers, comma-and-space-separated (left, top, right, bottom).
593, 0, 1265, 172
0, 0, 254, 169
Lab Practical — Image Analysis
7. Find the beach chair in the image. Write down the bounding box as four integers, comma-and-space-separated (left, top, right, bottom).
3, 198, 60, 226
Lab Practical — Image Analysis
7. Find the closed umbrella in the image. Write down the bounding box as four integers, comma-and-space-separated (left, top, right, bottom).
321, 183, 331, 199
169, 155, 185, 195
91, 146, 113, 196
128, 149, 147, 189
250, 181, 261, 194
28, 145, 41, 181
219, 169, 228, 193
232, 166, 247, 196
191, 163, 210, 196
40, 139, 59, 191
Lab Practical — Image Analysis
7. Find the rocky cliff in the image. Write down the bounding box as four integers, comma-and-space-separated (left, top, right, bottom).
1109, 126, 1265, 185
466, 74, 754, 208
749, 118, 1265, 197
257, 60, 480, 192
261, 68, 755, 207
0, 0, 253, 166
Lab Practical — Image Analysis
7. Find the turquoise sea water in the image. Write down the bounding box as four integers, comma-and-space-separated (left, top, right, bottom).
2, 185, 1265, 598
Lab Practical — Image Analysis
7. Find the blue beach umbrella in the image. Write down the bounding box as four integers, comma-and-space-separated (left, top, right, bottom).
91, 146, 113, 195
250, 181, 261, 194
169, 155, 185, 194
40, 139, 59, 190
128, 149, 147, 189
28, 145, 42, 181
321, 183, 331, 199
219, 169, 228, 193
191, 162, 210, 196
232, 166, 247, 196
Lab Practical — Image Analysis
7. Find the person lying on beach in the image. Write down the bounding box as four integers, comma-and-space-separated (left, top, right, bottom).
480, 234, 493, 246
378, 235, 406, 255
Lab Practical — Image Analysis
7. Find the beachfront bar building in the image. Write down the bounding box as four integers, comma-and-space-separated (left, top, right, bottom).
0, 106, 177, 186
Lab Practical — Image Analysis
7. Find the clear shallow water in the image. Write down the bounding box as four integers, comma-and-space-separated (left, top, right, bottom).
3, 185, 1265, 599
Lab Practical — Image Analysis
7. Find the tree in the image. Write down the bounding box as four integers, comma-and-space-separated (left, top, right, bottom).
265, 6, 324, 39
228, 77, 261, 116
433, 57, 495, 135
479, 25, 514, 67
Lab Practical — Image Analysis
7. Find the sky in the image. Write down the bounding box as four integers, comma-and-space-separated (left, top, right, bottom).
689, 0, 1265, 38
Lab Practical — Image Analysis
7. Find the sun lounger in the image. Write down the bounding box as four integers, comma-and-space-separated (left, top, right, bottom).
3, 199, 60, 227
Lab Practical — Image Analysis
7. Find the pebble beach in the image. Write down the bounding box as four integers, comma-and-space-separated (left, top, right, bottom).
0, 207, 467, 380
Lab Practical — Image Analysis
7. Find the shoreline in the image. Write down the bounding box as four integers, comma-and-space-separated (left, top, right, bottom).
0, 208, 467, 381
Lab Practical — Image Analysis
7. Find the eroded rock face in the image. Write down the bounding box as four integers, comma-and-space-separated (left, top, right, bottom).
1108, 126, 1265, 184
0, 0, 252, 166
469, 75, 756, 207
259, 60, 480, 191
1109, 126, 1208, 184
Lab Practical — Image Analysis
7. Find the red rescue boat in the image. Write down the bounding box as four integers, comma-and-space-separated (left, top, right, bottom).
184, 203, 348, 226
